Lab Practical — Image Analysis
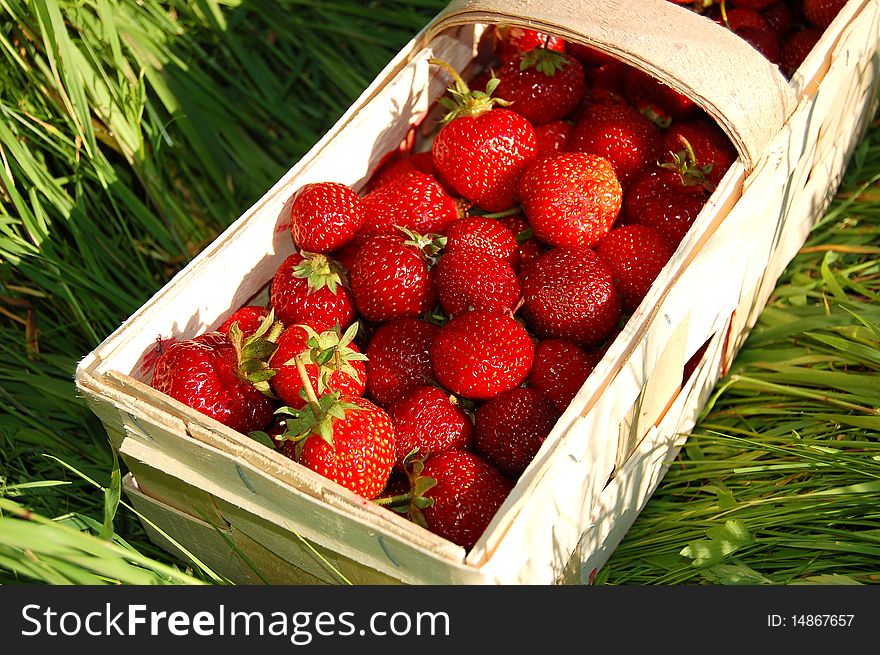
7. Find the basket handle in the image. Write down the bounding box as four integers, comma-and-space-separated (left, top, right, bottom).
423, 0, 797, 174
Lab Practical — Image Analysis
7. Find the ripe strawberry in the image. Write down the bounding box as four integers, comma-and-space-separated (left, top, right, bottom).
494, 48, 586, 125
762, 2, 794, 36
780, 28, 822, 78
718, 7, 773, 32
528, 338, 601, 413
387, 386, 473, 467
520, 247, 621, 348
269, 323, 367, 409
596, 224, 676, 312
430, 310, 534, 400
623, 168, 708, 246
534, 120, 573, 156
417, 449, 514, 550
431, 59, 538, 212
349, 230, 440, 323
365, 151, 452, 194
435, 249, 521, 316
490, 25, 567, 62
151, 327, 278, 435
624, 68, 697, 126
734, 25, 781, 64
661, 118, 737, 187
495, 213, 547, 271
218, 305, 270, 339
517, 152, 622, 248
729, 0, 778, 9
270, 252, 355, 333
567, 102, 662, 186
567, 42, 617, 68
803, 0, 847, 29
280, 394, 395, 500
585, 61, 630, 106
443, 216, 519, 267
473, 387, 559, 478
364, 318, 439, 407
288, 182, 364, 253
359, 170, 459, 239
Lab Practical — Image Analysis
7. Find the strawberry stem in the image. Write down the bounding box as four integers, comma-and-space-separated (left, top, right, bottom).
294, 352, 322, 413
372, 491, 413, 506
476, 207, 522, 220
429, 57, 469, 93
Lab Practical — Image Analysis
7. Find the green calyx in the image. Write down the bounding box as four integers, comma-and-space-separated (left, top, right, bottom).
292, 250, 348, 294
230, 308, 284, 396
430, 58, 511, 124
659, 135, 716, 192
372, 448, 437, 528
396, 225, 447, 264
518, 47, 571, 77
285, 322, 368, 396
275, 391, 359, 457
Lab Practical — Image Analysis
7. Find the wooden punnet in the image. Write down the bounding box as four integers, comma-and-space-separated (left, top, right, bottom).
76, 0, 880, 584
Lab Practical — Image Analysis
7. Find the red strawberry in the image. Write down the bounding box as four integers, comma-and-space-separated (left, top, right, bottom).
349, 230, 440, 323
435, 249, 521, 316
517, 152, 622, 248
803, 0, 847, 29
661, 118, 737, 187
623, 168, 708, 246
520, 247, 621, 348
417, 449, 514, 550
585, 61, 630, 106
729, 0, 778, 9
473, 387, 559, 478
218, 305, 269, 339
495, 213, 547, 271
151, 327, 278, 435
331, 238, 362, 274
360, 171, 459, 239
762, 3, 794, 36
624, 68, 698, 126
280, 394, 395, 500
568, 102, 662, 186
444, 216, 520, 267
365, 151, 453, 194
596, 224, 676, 312
491, 25, 567, 62
288, 182, 364, 253
364, 318, 439, 407
528, 338, 601, 413
387, 386, 473, 468
780, 28, 822, 78
534, 120, 573, 156
269, 323, 367, 409
494, 48, 586, 125
270, 252, 355, 333
431, 59, 538, 212
718, 7, 773, 32
734, 25, 781, 64
567, 42, 618, 68
430, 310, 535, 400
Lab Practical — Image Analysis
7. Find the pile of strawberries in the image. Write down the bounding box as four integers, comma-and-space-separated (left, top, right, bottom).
147, 3, 838, 553
669, 0, 847, 78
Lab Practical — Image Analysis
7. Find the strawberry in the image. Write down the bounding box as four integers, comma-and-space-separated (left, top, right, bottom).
349, 230, 440, 323
435, 249, 522, 316
718, 7, 773, 32
534, 120, 573, 156
443, 216, 520, 267
728, 0, 778, 9
762, 3, 794, 36
596, 224, 676, 312
364, 318, 439, 407
269, 323, 367, 409
288, 182, 364, 253
495, 213, 547, 271
528, 338, 601, 413
430, 310, 535, 400
520, 246, 621, 348
623, 168, 708, 246
517, 152, 622, 248
473, 387, 559, 478
734, 25, 781, 64
270, 252, 355, 333
494, 48, 586, 125
387, 386, 473, 468
567, 42, 618, 68
585, 61, 630, 106
803, 0, 847, 29
430, 59, 538, 213
279, 393, 395, 500
780, 28, 822, 78
416, 449, 514, 550
366, 151, 457, 196
151, 320, 280, 435
218, 305, 270, 339
661, 117, 737, 187
567, 102, 662, 186
624, 68, 698, 126
490, 25, 567, 62
359, 170, 459, 239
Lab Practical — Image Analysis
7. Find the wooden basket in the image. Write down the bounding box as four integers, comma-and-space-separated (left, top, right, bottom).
75, 0, 880, 584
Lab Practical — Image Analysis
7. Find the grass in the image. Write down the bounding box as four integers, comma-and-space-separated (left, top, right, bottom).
1, 0, 878, 585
